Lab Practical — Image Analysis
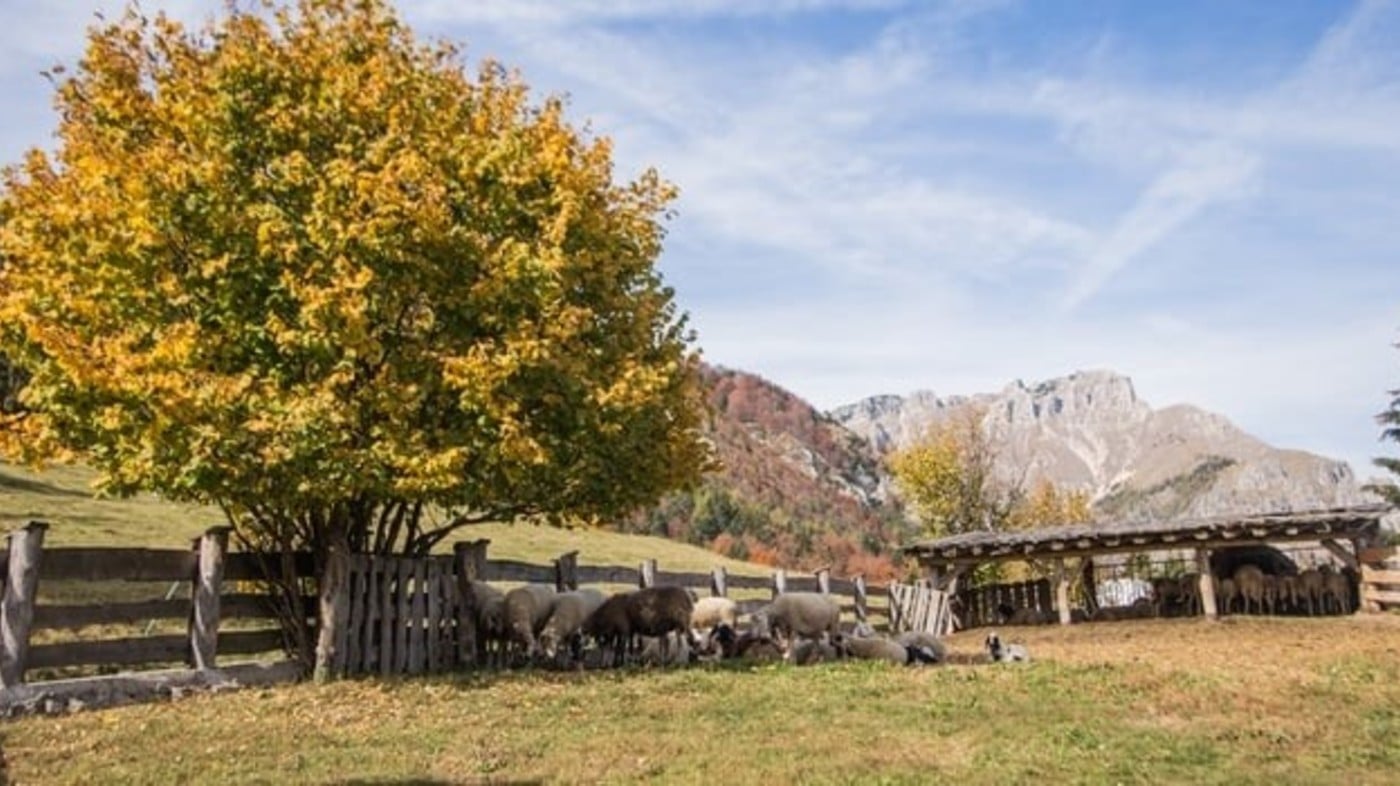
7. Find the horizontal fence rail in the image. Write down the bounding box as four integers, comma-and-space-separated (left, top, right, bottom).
1, 523, 916, 689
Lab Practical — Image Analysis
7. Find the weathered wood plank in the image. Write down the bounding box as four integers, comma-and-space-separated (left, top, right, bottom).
28, 635, 189, 670
1361, 588, 1400, 606
395, 558, 412, 675
1360, 568, 1400, 585
425, 559, 441, 672
346, 555, 365, 675
487, 559, 556, 585
218, 629, 287, 657
2, 523, 48, 687
573, 564, 640, 586
222, 551, 316, 582
408, 558, 427, 675
39, 547, 191, 583
1358, 547, 1398, 566
33, 599, 191, 629
191, 528, 230, 670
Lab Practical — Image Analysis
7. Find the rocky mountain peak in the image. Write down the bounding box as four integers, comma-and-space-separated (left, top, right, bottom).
833, 369, 1371, 521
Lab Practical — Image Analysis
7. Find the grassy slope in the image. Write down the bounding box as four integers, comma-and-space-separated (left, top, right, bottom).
5, 616, 1400, 784
0, 461, 772, 576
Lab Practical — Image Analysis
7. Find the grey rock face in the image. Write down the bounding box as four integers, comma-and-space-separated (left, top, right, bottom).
833, 370, 1371, 521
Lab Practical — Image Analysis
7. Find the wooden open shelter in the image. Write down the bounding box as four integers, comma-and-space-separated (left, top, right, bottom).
902, 504, 1395, 624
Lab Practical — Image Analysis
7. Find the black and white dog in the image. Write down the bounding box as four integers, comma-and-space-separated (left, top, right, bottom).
984, 630, 1030, 663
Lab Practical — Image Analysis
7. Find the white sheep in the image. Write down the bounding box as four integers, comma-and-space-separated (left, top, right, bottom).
754, 592, 841, 654
502, 584, 557, 665
537, 587, 607, 665
690, 596, 739, 634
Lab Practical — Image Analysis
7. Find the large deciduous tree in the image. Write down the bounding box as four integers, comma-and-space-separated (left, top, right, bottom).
0, 0, 710, 675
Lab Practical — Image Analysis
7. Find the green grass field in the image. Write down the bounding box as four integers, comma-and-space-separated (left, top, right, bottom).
3, 616, 1399, 784
5, 461, 1400, 783
0, 460, 769, 576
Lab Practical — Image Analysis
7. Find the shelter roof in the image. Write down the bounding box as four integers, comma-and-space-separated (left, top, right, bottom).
903, 505, 1393, 566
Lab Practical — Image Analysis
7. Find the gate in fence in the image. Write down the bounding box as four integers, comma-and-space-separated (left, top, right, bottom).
887, 581, 952, 636
333, 554, 462, 677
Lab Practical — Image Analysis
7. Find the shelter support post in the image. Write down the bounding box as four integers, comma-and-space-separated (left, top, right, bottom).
1054, 559, 1072, 625
1196, 548, 1218, 619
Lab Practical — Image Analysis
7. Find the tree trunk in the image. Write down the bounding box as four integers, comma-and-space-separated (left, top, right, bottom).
313, 525, 352, 683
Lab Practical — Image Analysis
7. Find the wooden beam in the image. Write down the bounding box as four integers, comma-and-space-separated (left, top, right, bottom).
1320, 539, 1358, 571
1054, 559, 1071, 626
1362, 588, 1400, 606
1196, 549, 1218, 620
1, 522, 47, 688
1361, 567, 1400, 585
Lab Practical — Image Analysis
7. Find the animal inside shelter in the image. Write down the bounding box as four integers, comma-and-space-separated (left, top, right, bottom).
903, 505, 1395, 627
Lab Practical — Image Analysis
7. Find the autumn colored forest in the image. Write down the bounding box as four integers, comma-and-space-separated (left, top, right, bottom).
624, 366, 916, 582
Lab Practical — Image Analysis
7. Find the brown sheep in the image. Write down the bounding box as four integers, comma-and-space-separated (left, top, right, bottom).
1233, 565, 1266, 615
1277, 574, 1301, 613
1321, 567, 1353, 615
1216, 576, 1238, 615
1178, 573, 1203, 616
582, 591, 635, 667
622, 586, 697, 667
1260, 573, 1279, 616
1298, 569, 1325, 616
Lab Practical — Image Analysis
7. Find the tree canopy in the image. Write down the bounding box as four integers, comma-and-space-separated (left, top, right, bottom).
889, 408, 1091, 538
1366, 344, 1400, 507
0, 0, 711, 556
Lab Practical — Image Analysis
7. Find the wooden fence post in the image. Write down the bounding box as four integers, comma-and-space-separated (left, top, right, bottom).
815, 567, 831, 595
1054, 559, 1071, 626
771, 569, 787, 598
454, 539, 490, 667
853, 574, 868, 622
190, 526, 231, 671
710, 566, 728, 597
555, 551, 579, 592
639, 559, 657, 589
1196, 548, 1218, 619
1, 520, 48, 688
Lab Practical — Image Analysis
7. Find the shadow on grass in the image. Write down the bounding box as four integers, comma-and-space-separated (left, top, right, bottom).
0, 468, 90, 498
331, 780, 542, 786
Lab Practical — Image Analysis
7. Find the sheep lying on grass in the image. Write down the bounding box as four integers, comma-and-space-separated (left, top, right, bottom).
895, 631, 948, 664
984, 631, 1029, 663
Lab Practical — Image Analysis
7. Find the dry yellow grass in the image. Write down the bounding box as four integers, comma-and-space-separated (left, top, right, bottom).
4, 615, 1399, 784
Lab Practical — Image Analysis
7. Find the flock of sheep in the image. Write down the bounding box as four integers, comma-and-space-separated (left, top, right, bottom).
1152, 564, 1355, 618
462, 581, 997, 669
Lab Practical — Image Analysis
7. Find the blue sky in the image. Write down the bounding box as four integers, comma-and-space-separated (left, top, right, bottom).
1, 0, 1398, 477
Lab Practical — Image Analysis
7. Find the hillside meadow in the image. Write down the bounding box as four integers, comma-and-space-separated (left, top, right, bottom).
4, 461, 1400, 783
1, 616, 1398, 784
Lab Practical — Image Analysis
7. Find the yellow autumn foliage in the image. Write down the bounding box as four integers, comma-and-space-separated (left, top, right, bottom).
0, 0, 711, 554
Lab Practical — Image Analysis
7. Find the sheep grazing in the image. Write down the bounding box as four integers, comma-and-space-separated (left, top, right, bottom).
1233, 564, 1266, 615
502, 584, 557, 665
537, 588, 607, 665
625, 586, 697, 666
690, 596, 739, 634
984, 631, 1029, 663
582, 591, 635, 667
466, 580, 507, 667
757, 592, 841, 653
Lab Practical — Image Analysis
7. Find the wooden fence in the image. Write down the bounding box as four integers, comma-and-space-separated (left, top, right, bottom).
1, 524, 909, 685
956, 579, 1054, 629
1360, 546, 1400, 613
